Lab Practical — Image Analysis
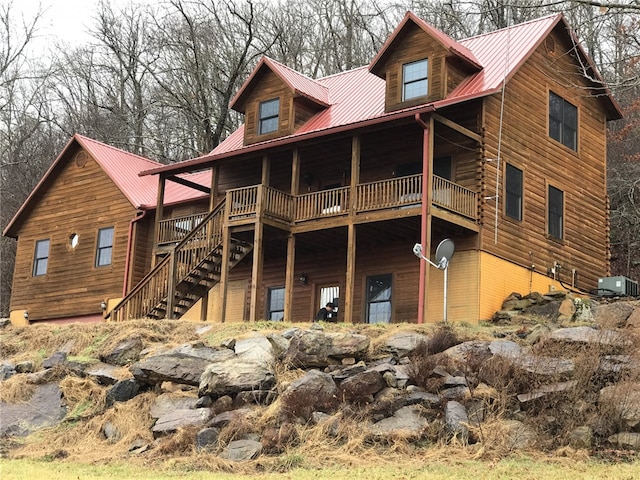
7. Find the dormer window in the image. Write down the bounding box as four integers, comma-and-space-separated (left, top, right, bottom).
402, 59, 428, 101
259, 98, 280, 135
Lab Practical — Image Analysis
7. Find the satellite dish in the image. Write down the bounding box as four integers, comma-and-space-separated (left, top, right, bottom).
435, 239, 455, 266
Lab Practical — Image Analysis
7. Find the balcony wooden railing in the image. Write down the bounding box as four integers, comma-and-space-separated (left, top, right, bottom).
355, 174, 423, 211
155, 176, 477, 243
431, 176, 477, 219
295, 187, 350, 221
158, 212, 209, 245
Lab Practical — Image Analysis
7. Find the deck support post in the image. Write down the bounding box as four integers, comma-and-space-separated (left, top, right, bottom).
415, 114, 433, 324
285, 234, 296, 321
166, 250, 177, 319
153, 174, 167, 266
219, 201, 232, 323
344, 223, 356, 324
249, 219, 264, 322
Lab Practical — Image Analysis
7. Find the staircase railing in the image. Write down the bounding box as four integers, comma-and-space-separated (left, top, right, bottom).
108, 201, 226, 321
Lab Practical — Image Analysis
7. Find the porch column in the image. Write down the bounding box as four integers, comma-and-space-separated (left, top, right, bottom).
219, 201, 232, 323
344, 223, 356, 324
416, 115, 434, 324
284, 234, 296, 321
166, 251, 177, 320
262, 154, 270, 186
209, 165, 220, 210
291, 147, 300, 195
153, 174, 167, 266
249, 221, 264, 322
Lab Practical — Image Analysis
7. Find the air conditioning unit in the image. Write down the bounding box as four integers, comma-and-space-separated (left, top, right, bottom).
597, 276, 639, 297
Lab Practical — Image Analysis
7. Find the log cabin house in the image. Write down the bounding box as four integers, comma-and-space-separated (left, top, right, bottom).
3, 135, 211, 325
4, 12, 621, 325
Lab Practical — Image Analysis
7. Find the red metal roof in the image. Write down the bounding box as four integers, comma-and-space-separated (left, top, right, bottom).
4, 135, 209, 237
230, 57, 330, 112
140, 12, 621, 177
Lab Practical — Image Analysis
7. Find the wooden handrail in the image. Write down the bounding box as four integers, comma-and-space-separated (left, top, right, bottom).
295, 187, 350, 221
157, 211, 209, 245
432, 176, 477, 219
108, 201, 226, 321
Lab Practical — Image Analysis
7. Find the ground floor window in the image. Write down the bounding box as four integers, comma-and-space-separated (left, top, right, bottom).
366, 274, 392, 324
33, 239, 50, 276
319, 285, 339, 321
267, 287, 285, 321
95, 226, 114, 267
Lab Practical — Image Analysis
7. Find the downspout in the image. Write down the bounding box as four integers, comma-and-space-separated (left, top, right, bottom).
414, 113, 430, 324
123, 209, 149, 297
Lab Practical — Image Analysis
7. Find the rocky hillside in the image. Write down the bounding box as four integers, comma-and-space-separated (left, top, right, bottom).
1, 292, 639, 472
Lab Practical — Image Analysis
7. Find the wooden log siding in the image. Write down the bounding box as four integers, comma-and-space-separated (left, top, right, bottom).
110, 204, 225, 321
479, 30, 609, 289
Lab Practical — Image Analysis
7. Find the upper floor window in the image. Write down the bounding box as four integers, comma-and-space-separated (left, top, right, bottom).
505, 163, 523, 221
267, 286, 285, 321
96, 227, 114, 267
402, 59, 428, 101
549, 92, 577, 150
32, 239, 50, 276
548, 185, 564, 240
259, 98, 280, 135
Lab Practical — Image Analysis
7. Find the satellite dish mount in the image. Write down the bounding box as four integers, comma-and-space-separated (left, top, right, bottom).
413, 239, 455, 323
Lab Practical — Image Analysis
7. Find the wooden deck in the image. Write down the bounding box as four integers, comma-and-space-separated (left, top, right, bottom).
157, 174, 478, 245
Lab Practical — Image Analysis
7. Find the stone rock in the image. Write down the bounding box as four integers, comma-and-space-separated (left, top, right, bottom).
220, 439, 262, 461
285, 330, 370, 368
281, 328, 299, 339
150, 392, 198, 418
280, 370, 338, 418
234, 336, 275, 364
329, 361, 367, 381
594, 301, 636, 328
549, 326, 630, 349
221, 338, 236, 350
598, 355, 640, 376
0, 318, 10, 328
85, 362, 121, 385
25, 368, 59, 384
599, 382, 640, 429
379, 331, 429, 357
383, 371, 397, 388
517, 381, 578, 403
500, 420, 537, 450
196, 396, 213, 408
626, 307, 640, 329
208, 408, 253, 428
234, 390, 276, 407
525, 323, 552, 344
369, 405, 427, 438
489, 339, 574, 377
443, 375, 467, 388
441, 341, 491, 366
100, 337, 143, 366
557, 298, 576, 320
0, 383, 67, 436
211, 395, 234, 414
15, 361, 34, 374
42, 351, 67, 369
195, 325, 213, 336
159, 344, 236, 363
339, 370, 385, 403
103, 422, 120, 442
607, 432, 640, 450
152, 408, 213, 435
525, 300, 562, 321
106, 378, 141, 406
196, 427, 219, 451
445, 401, 469, 441
131, 353, 217, 386
266, 333, 290, 358
568, 426, 593, 448
0, 362, 16, 380
199, 357, 275, 398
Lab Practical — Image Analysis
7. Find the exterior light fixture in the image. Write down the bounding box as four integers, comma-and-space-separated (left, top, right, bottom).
23, 310, 29, 320
100, 300, 107, 311
299, 273, 308, 285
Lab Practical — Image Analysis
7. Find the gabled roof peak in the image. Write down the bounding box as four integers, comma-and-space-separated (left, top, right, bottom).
230, 56, 330, 112
369, 10, 482, 77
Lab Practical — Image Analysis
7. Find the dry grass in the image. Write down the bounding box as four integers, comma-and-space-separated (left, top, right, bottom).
0, 374, 36, 403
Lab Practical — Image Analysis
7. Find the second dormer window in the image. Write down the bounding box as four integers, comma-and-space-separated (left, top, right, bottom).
259, 98, 280, 135
402, 59, 428, 101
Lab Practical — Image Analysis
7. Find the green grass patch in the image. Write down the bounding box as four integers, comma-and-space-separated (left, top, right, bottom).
1, 457, 639, 480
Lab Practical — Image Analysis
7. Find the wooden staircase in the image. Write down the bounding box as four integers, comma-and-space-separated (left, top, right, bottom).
108, 201, 252, 321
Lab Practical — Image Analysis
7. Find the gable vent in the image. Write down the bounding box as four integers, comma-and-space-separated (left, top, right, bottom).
75, 151, 88, 168
545, 37, 556, 55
